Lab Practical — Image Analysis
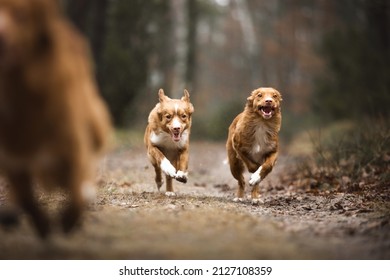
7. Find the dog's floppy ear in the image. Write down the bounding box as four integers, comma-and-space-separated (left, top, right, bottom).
246, 92, 255, 106
155, 103, 163, 121
158, 88, 170, 103
276, 90, 283, 102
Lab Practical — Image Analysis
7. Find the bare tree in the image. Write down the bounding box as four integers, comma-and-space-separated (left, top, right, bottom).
170, 0, 189, 98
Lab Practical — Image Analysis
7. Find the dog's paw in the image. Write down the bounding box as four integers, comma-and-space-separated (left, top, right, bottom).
249, 172, 261, 186
251, 198, 264, 205
233, 197, 244, 203
161, 158, 177, 178
165, 191, 176, 197
0, 206, 21, 229
175, 170, 188, 183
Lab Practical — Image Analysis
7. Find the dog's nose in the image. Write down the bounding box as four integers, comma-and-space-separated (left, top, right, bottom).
265, 99, 273, 104
172, 118, 181, 131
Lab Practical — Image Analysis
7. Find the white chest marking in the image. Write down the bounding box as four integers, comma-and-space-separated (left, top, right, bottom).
150, 130, 188, 149
252, 126, 267, 151
251, 125, 270, 161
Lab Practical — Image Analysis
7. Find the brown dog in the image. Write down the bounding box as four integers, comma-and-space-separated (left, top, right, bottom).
0, 0, 112, 238
226, 87, 282, 204
144, 89, 194, 196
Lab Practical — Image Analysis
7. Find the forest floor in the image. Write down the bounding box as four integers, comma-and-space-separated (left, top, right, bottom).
0, 139, 389, 260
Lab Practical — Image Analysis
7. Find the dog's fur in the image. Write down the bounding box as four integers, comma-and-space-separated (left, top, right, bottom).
226, 87, 282, 204
144, 89, 194, 196
0, 0, 112, 238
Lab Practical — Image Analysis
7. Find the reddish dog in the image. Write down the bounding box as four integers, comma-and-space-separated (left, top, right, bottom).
0, 0, 112, 238
144, 89, 194, 196
226, 87, 282, 204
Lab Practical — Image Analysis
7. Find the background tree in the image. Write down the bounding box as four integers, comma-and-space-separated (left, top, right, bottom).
313, 0, 390, 121
61, 0, 389, 139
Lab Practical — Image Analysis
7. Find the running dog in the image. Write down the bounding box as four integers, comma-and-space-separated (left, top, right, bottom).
226, 87, 282, 204
144, 89, 194, 196
0, 0, 112, 238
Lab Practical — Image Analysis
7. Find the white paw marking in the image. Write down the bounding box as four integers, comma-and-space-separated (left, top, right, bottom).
233, 197, 244, 202
81, 181, 96, 203
175, 170, 188, 183
161, 158, 176, 177
165, 191, 176, 197
249, 166, 262, 186
176, 170, 187, 178
251, 198, 264, 205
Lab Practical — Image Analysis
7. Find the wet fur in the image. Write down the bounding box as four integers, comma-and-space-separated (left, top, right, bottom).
226, 87, 282, 203
0, 0, 112, 238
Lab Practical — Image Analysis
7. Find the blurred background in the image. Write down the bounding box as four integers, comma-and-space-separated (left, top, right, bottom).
61, 0, 389, 143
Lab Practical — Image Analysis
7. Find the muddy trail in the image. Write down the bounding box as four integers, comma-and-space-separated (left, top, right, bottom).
0, 141, 389, 259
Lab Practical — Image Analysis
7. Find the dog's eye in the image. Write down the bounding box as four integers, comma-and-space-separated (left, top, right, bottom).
165, 114, 172, 120
181, 114, 187, 119
257, 93, 262, 98
273, 94, 277, 98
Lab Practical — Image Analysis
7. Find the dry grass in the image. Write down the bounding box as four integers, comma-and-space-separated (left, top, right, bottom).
285, 119, 390, 199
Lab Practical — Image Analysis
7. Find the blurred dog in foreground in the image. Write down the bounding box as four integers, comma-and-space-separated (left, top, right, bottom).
0, 0, 112, 238
226, 87, 282, 204
144, 89, 194, 196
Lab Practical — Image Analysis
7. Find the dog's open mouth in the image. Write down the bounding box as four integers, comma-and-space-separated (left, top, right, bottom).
171, 131, 181, 142
259, 105, 275, 119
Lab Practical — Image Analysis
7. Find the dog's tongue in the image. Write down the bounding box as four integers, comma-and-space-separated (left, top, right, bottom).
262, 107, 272, 114
261, 106, 272, 115
172, 132, 181, 142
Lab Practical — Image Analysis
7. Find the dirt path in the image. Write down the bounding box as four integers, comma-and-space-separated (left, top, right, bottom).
0, 142, 389, 259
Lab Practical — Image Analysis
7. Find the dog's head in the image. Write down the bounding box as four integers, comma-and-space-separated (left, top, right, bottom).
157, 89, 194, 142
0, 0, 59, 67
247, 87, 282, 120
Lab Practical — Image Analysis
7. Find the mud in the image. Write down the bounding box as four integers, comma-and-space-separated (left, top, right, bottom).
0, 142, 389, 259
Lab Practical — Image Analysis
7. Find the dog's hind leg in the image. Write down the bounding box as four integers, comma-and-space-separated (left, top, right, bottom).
61, 182, 84, 234
250, 184, 263, 205
7, 170, 50, 239
165, 175, 176, 196
58, 157, 90, 234
153, 164, 164, 191
227, 153, 246, 201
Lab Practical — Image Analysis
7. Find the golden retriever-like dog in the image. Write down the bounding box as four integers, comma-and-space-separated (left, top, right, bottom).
144, 89, 194, 196
0, 0, 112, 238
226, 87, 282, 204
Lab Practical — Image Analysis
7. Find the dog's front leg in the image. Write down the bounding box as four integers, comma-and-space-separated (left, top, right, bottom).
147, 145, 177, 179
248, 151, 278, 205
175, 148, 189, 184
235, 148, 259, 173
249, 151, 278, 186
7, 170, 50, 239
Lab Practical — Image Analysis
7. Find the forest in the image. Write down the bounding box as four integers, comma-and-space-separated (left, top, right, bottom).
61, 0, 390, 226
62, 0, 389, 139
